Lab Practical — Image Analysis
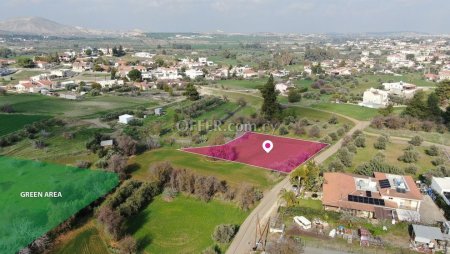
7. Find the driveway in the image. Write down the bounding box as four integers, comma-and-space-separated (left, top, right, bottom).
420, 195, 445, 225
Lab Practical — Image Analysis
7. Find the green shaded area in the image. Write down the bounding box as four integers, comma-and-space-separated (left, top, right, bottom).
54, 226, 110, 254
216, 79, 266, 90
128, 195, 248, 254
0, 156, 118, 253
0, 114, 50, 136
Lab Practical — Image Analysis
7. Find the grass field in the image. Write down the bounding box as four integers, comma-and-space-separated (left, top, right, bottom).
0, 156, 118, 253
0, 70, 44, 85
53, 225, 110, 254
1, 126, 111, 165
0, 113, 50, 136
216, 79, 266, 90
311, 103, 379, 121
0, 94, 158, 118
366, 127, 450, 146
128, 195, 248, 254
130, 148, 279, 189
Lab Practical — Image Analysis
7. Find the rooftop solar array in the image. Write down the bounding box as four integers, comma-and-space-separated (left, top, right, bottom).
379, 179, 391, 189
348, 195, 385, 206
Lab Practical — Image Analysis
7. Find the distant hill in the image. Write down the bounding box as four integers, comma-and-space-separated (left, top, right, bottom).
0, 17, 118, 37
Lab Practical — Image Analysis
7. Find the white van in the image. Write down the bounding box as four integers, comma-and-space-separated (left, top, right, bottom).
293, 216, 311, 230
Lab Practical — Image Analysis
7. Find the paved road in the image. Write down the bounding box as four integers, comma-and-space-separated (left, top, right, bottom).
226, 120, 370, 254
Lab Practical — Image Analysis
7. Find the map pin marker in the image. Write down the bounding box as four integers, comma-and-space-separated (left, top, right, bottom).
262, 140, 273, 153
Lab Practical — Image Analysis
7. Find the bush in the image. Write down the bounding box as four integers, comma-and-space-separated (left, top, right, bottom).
75, 161, 91, 169
118, 235, 137, 254
212, 224, 238, 244
404, 165, 418, 175
279, 126, 289, 135
354, 135, 366, 148
432, 157, 446, 166
328, 159, 345, 172
373, 136, 387, 150
337, 128, 345, 137
352, 130, 363, 139
328, 132, 338, 141
398, 149, 419, 163
409, 135, 423, 146
426, 145, 439, 156
328, 115, 338, 124
337, 147, 353, 167
308, 125, 321, 138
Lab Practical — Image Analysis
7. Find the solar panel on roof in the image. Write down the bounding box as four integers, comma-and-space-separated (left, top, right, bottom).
348, 195, 385, 206
379, 179, 391, 189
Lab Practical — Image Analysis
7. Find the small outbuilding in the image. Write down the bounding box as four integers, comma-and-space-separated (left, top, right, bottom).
411, 224, 445, 251
154, 107, 163, 116
118, 114, 134, 124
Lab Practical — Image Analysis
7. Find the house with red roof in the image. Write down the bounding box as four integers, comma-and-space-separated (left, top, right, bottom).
323, 172, 422, 222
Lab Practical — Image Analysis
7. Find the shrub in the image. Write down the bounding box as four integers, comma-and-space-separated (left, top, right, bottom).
279, 126, 289, 135
409, 136, 423, 146
404, 165, 418, 175
212, 224, 238, 244
118, 235, 137, 254
337, 128, 345, 137
308, 125, 321, 138
328, 132, 338, 141
352, 130, 363, 139
328, 115, 338, 124
75, 161, 91, 169
398, 149, 419, 163
373, 136, 387, 150
432, 157, 445, 166
426, 145, 439, 156
328, 159, 345, 172
354, 135, 366, 148
346, 143, 357, 154
337, 147, 353, 167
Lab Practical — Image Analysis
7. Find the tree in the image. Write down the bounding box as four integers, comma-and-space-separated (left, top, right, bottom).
0, 47, 14, 58
403, 91, 427, 119
435, 81, 450, 105
308, 125, 321, 138
426, 145, 440, 156
337, 147, 353, 167
17, 56, 34, 68
128, 69, 142, 81
374, 136, 387, 150
290, 164, 308, 195
259, 75, 281, 120
183, 83, 200, 101
212, 224, 238, 244
117, 135, 137, 155
85, 48, 92, 56
110, 67, 117, 80
108, 154, 128, 177
118, 235, 137, 254
427, 92, 443, 119
328, 159, 345, 172
97, 206, 125, 240
0, 87, 6, 96
279, 189, 297, 207
378, 104, 394, 116
409, 135, 423, 146
287, 88, 301, 103
354, 135, 366, 148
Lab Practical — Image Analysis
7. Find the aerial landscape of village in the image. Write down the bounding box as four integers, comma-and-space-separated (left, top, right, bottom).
1, 1, 450, 254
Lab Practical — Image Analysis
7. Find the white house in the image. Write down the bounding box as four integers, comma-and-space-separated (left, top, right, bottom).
134, 52, 155, 58
51, 69, 70, 78
118, 114, 134, 124
185, 69, 204, 79
382, 81, 419, 99
98, 79, 124, 88
439, 70, 450, 81
360, 88, 389, 108
431, 177, 450, 205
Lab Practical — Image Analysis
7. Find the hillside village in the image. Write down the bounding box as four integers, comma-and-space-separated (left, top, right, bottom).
1, 30, 450, 254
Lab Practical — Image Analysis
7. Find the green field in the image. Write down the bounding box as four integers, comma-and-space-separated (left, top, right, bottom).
1, 127, 111, 165
216, 79, 266, 90
366, 127, 450, 146
0, 114, 50, 136
128, 195, 248, 254
130, 148, 278, 189
54, 226, 110, 254
0, 94, 158, 118
0, 156, 118, 253
311, 103, 379, 121
0, 70, 44, 85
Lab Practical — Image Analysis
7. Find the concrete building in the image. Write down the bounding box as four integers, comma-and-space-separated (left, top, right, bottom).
360, 88, 389, 108
430, 177, 450, 205
118, 114, 134, 124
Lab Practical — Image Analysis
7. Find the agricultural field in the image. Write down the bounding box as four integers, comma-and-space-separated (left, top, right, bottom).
0, 113, 49, 136
128, 195, 248, 254
323, 135, 447, 176
366, 127, 450, 146
1, 125, 112, 165
130, 148, 279, 189
0, 94, 158, 118
310, 103, 380, 121
52, 223, 110, 254
0, 70, 45, 85
0, 156, 118, 253
215, 79, 266, 90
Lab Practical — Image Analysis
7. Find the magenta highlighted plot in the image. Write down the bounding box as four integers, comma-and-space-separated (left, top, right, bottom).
182, 132, 328, 173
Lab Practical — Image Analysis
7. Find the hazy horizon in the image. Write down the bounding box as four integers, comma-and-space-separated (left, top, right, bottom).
1, 0, 450, 34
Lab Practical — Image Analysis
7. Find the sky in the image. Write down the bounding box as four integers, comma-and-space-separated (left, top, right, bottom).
0, 0, 449, 34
